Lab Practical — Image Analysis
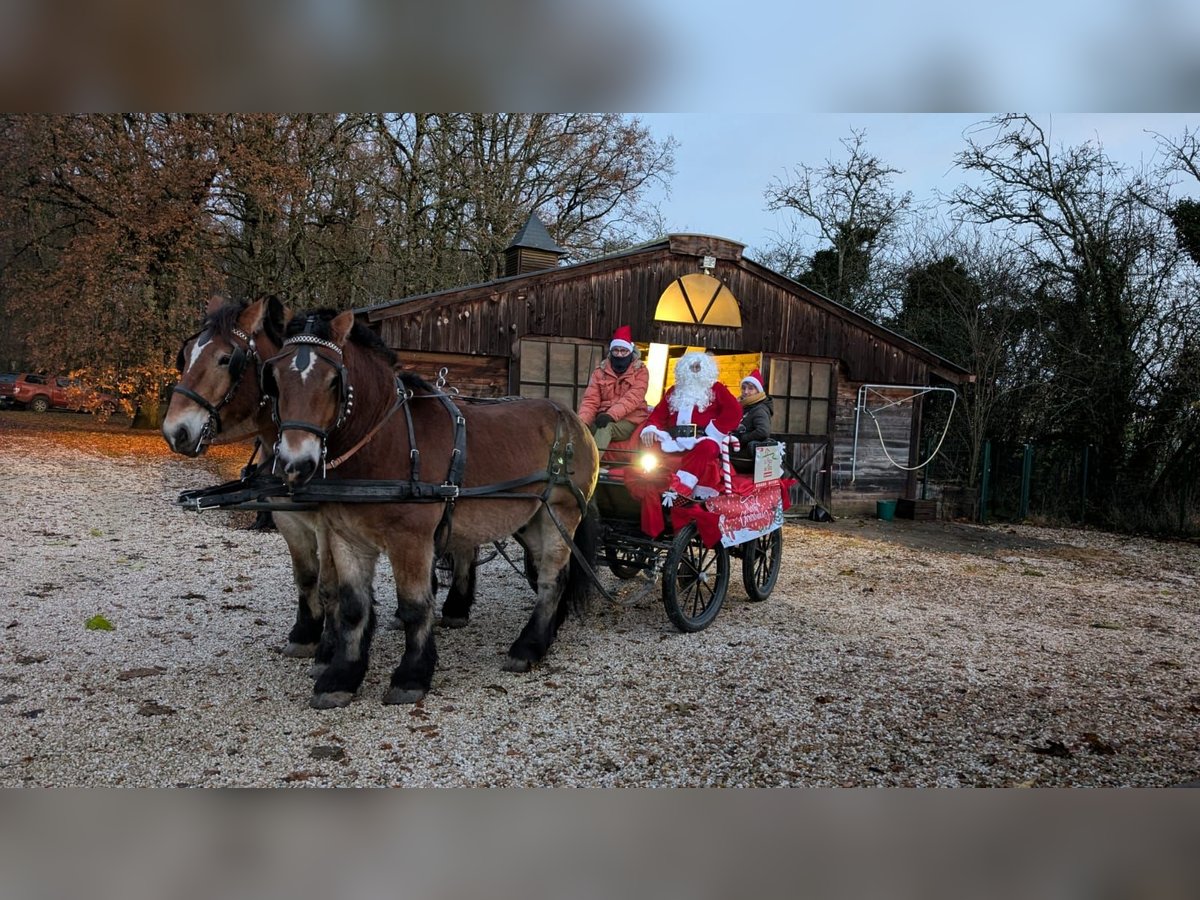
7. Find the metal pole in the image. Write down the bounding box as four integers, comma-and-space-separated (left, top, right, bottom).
851, 385, 864, 482
979, 439, 991, 524
1018, 443, 1033, 520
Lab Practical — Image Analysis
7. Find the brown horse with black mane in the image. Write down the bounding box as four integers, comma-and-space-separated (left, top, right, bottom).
163, 295, 330, 655
162, 296, 488, 664
263, 309, 599, 707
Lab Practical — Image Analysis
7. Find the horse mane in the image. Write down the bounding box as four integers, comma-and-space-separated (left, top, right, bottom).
284, 308, 398, 368
399, 371, 436, 394
204, 295, 286, 348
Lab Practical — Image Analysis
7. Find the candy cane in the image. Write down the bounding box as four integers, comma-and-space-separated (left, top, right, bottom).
721, 434, 736, 494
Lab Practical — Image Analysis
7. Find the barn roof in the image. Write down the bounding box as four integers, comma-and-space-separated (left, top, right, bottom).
506, 212, 565, 255
357, 233, 971, 382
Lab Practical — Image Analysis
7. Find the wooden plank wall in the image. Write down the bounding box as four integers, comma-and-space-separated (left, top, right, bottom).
393, 349, 509, 398
830, 381, 914, 511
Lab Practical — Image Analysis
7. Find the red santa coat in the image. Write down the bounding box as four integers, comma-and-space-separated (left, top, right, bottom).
641, 381, 742, 491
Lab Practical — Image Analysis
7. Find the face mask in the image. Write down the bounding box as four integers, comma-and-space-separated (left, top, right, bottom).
610, 352, 633, 373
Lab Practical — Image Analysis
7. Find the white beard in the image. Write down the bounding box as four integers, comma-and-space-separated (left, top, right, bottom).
669, 370, 714, 417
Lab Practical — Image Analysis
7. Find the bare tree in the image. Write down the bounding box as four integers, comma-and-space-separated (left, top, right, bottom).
953, 114, 1189, 512
367, 113, 675, 291
894, 225, 1039, 489
763, 128, 912, 317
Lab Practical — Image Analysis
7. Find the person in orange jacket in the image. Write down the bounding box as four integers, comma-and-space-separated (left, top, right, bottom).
577, 325, 650, 451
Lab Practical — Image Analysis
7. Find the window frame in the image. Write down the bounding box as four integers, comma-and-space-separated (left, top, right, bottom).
765, 356, 835, 440
516, 336, 606, 411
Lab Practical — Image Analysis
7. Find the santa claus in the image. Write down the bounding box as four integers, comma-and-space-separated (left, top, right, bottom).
639, 351, 742, 500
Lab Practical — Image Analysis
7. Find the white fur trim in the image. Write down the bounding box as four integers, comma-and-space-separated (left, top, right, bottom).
741, 375, 763, 393
609, 339, 635, 352
704, 421, 727, 442
675, 470, 698, 489
675, 402, 694, 425
641, 425, 670, 442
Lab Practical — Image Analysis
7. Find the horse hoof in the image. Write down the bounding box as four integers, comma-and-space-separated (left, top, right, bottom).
309, 691, 353, 709
308, 662, 328, 679
438, 616, 469, 629
383, 686, 426, 705
502, 656, 533, 673
282, 642, 318, 658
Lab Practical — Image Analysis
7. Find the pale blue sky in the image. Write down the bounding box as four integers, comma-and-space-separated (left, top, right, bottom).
637, 114, 1199, 258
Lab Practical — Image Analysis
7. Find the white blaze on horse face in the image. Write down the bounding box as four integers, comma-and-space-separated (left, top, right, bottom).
162, 334, 219, 451
291, 350, 318, 383
186, 333, 213, 373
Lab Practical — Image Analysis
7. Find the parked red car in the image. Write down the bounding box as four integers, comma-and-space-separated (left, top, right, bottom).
2, 373, 119, 413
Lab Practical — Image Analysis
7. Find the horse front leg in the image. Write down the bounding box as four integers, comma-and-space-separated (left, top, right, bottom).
310, 537, 378, 709
383, 544, 438, 705
504, 513, 574, 672
438, 547, 478, 628
275, 512, 323, 658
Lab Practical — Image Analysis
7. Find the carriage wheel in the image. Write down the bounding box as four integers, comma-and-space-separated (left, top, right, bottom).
605, 544, 650, 580
741, 528, 783, 602
662, 522, 729, 632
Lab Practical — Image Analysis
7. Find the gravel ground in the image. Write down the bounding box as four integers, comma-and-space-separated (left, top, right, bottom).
1, 416, 1198, 786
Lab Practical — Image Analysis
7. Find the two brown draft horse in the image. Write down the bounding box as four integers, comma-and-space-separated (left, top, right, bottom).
262, 309, 599, 707
162, 296, 485, 663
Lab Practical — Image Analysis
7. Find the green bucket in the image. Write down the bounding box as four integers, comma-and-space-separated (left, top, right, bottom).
876, 499, 897, 521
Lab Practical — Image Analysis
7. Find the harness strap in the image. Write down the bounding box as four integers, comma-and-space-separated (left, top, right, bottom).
327, 385, 409, 471
536, 494, 615, 605
432, 392, 468, 488
403, 397, 420, 484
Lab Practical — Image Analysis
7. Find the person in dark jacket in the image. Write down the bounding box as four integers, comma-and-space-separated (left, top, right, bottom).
731, 368, 774, 473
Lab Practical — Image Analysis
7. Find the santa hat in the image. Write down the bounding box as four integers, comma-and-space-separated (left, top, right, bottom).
609, 325, 635, 353
741, 369, 765, 393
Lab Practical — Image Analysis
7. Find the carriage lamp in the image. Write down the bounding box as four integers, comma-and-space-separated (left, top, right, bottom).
639, 452, 658, 473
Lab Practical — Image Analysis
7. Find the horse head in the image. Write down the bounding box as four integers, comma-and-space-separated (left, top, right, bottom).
163, 294, 288, 456
263, 309, 366, 488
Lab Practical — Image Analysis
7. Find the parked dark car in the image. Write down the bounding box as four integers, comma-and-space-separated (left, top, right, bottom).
0, 372, 20, 408
4, 373, 120, 413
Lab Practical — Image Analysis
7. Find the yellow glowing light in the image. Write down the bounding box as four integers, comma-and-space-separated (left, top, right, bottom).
645, 342, 670, 406
639, 452, 658, 472
653, 273, 742, 327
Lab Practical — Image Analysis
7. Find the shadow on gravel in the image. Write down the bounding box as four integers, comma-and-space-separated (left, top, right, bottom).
790, 515, 1062, 559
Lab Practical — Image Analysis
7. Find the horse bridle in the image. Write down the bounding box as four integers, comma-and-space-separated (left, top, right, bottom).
172, 326, 259, 444
261, 333, 356, 470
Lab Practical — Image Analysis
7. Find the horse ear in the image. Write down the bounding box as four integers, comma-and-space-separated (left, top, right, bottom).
330, 310, 356, 347
205, 295, 225, 316
239, 297, 268, 336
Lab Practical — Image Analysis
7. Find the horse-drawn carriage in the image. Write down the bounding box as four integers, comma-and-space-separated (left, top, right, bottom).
591, 432, 791, 632
164, 297, 792, 706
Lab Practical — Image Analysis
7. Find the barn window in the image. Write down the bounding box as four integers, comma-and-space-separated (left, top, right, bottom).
768, 359, 833, 436
518, 338, 604, 409
654, 274, 742, 327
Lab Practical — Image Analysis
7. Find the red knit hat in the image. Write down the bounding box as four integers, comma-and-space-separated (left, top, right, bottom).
741, 369, 764, 393
609, 325, 634, 353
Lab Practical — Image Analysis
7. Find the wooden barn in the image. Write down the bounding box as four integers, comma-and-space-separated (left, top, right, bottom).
358, 216, 972, 516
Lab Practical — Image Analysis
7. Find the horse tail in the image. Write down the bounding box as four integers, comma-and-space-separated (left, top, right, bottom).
561, 499, 598, 618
